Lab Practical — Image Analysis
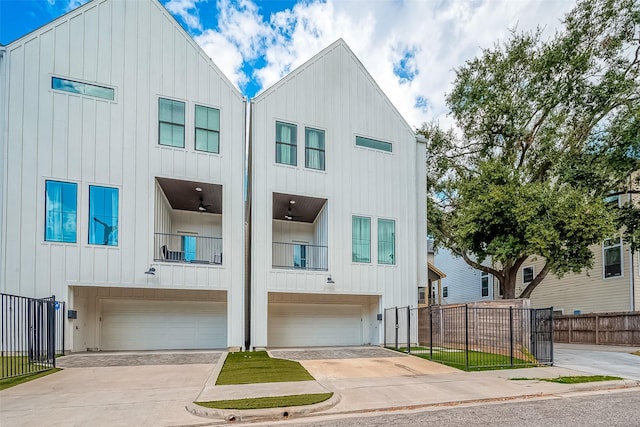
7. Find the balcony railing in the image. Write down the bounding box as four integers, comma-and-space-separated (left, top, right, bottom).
154, 233, 223, 265
272, 242, 328, 271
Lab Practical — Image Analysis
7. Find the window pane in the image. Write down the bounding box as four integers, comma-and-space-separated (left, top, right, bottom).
356, 136, 392, 152
294, 245, 307, 269
195, 105, 220, 131
306, 128, 324, 149
195, 129, 220, 153
159, 98, 173, 122
352, 216, 371, 263
89, 186, 119, 246
52, 77, 114, 100
276, 122, 296, 145
45, 181, 77, 243
305, 128, 325, 170
523, 267, 534, 283
378, 219, 395, 264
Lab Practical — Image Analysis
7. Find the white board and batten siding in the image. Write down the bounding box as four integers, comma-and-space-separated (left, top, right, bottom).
0, 0, 246, 349
250, 40, 427, 347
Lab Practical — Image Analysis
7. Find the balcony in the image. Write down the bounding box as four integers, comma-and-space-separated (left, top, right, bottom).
154, 178, 223, 266
154, 233, 222, 265
272, 242, 328, 271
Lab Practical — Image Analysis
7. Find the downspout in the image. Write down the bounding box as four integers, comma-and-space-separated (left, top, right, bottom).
628, 177, 635, 312
0, 46, 7, 293
244, 98, 252, 350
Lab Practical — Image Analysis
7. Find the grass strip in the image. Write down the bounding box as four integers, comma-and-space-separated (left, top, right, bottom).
216, 351, 314, 385
0, 368, 62, 391
632, 351, 640, 357
196, 392, 333, 410
510, 375, 622, 384
397, 347, 536, 371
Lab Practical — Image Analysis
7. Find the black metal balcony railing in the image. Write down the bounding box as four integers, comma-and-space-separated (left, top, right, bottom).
154, 233, 223, 265
272, 242, 328, 271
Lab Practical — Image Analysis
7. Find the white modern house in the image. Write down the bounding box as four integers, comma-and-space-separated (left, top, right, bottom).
1, 1, 427, 352
0, 0, 246, 351
249, 40, 427, 348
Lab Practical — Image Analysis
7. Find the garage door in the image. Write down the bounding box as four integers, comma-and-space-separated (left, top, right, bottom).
101, 299, 226, 350
268, 303, 362, 347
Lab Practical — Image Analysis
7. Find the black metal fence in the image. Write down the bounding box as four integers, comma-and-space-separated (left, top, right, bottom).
1, 293, 58, 379
385, 304, 553, 370
272, 242, 328, 270
154, 233, 223, 264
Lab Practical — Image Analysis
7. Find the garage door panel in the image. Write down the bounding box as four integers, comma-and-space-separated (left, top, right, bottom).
101, 299, 226, 350
268, 303, 362, 347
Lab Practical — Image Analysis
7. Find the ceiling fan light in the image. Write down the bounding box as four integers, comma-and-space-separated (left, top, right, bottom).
199, 206, 206, 211
195, 187, 203, 192
289, 200, 295, 204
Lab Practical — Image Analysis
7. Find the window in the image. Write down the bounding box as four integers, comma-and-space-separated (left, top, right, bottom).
89, 186, 119, 246
45, 180, 77, 243
481, 272, 489, 297
378, 219, 395, 265
195, 105, 220, 153
305, 127, 325, 170
158, 98, 185, 148
443, 286, 448, 298
294, 244, 307, 269
418, 287, 426, 303
604, 194, 620, 207
355, 136, 392, 153
603, 237, 622, 278
52, 77, 114, 100
352, 216, 371, 263
276, 121, 297, 165
522, 266, 534, 283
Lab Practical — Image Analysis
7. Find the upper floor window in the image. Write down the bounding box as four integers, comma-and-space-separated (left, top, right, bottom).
45, 180, 77, 243
352, 216, 371, 263
443, 286, 449, 298
356, 136, 392, 153
481, 272, 489, 297
195, 105, 220, 153
522, 266, 534, 283
603, 237, 622, 278
52, 77, 114, 101
378, 219, 395, 265
159, 98, 185, 148
305, 127, 325, 170
276, 121, 297, 166
89, 186, 119, 246
604, 194, 620, 207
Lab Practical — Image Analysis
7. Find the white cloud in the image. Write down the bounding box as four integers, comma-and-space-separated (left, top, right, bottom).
165, 0, 205, 31
189, 0, 575, 128
64, 0, 88, 12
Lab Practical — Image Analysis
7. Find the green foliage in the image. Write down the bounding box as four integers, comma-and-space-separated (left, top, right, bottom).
422, 0, 640, 298
216, 351, 314, 385
511, 375, 622, 384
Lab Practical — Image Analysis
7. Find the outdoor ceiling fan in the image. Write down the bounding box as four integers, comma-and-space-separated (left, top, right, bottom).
284, 200, 300, 220
198, 196, 212, 212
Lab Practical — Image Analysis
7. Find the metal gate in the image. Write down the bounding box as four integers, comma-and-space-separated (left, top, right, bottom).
1, 293, 57, 379
530, 307, 553, 364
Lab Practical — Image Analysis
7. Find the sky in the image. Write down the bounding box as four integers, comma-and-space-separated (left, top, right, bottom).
0, 0, 577, 128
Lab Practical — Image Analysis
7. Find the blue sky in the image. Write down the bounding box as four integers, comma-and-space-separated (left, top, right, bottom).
0, 0, 575, 127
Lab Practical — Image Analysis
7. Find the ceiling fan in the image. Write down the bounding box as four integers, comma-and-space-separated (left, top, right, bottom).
198, 196, 212, 212
284, 201, 301, 220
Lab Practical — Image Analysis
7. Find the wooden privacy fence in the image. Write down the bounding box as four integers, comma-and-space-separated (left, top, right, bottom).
554, 312, 640, 345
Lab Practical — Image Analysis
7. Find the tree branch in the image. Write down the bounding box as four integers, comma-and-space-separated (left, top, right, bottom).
459, 251, 505, 282
518, 262, 551, 298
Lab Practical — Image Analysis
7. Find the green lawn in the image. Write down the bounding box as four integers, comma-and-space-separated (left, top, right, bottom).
1, 355, 55, 378
511, 375, 622, 384
399, 347, 537, 371
196, 393, 333, 410
0, 368, 62, 390
216, 351, 314, 385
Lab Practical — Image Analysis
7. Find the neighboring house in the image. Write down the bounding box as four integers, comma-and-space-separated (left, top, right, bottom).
0, 2, 427, 352
426, 242, 496, 305
0, 0, 246, 351
250, 39, 427, 348
525, 191, 640, 314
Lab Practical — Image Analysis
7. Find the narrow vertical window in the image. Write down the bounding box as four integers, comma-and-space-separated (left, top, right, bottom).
603, 237, 622, 278
276, 121, 297, 166
158, 98, 185, 148
195, 105, 220, 153
481, 272, 489, 297
378, 219, 395, 265
294, 244, 307, 269
45, 180, 77, 243
352, 216, 371, 263
305, 127, 325, 170
443, 286, 449, 298
522, 266, 534, 283
89, 186, 119, 246
183, 235, 196, 262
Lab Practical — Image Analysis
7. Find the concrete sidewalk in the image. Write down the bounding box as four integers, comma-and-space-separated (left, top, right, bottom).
190, 347, 640, 423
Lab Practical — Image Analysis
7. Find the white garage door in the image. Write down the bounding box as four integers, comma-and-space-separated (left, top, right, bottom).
101, 299, 227, 350
268, 303, 362, 347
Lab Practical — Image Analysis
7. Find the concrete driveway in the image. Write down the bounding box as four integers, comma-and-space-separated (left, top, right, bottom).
553, 343, 640, 380
0, 351, 222, 427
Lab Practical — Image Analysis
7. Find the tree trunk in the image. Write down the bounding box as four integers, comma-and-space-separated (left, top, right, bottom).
518, 262, 550, 298
501, 268, 517, 299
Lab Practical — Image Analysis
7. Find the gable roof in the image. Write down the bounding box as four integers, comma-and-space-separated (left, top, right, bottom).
253, 38, 414, 135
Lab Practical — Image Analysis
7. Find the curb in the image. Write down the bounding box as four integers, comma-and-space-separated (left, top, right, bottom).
186, 391, 341, 423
